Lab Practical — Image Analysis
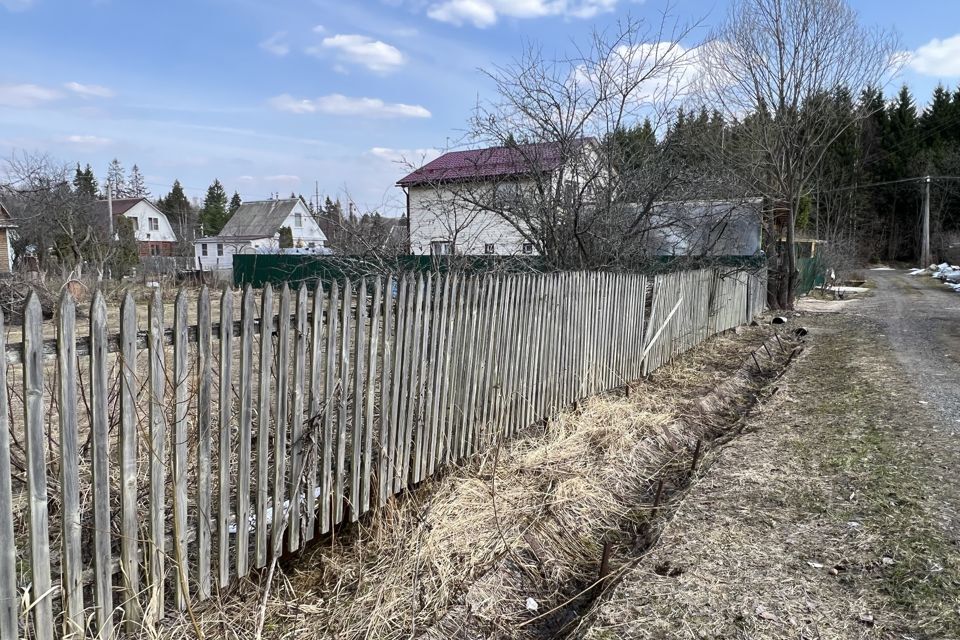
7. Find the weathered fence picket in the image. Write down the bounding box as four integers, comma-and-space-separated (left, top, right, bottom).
0, 311, 16, 640
57, 293, 83, 638
0, 267, 766, 638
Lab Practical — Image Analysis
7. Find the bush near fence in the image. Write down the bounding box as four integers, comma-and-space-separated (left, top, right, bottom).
0, 266, 766, 638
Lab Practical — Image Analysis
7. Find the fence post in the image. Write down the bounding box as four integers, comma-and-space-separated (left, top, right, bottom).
196, 286, 213, 600
335, 279, 353, 524
23, 292, 53, 636
255, 284, 274, 568
350, 279, 367, 520
173, 290, 190, 610
118, 292, 143, 628
321, 281, 339, 532
363, 278, 382, 514
305, 279, 326, 540
0, 310, 16, 640
272, 285, 291, 557
57, 292, 83, 638
147, 289, 167, 620
289, 284, 308, 549
90, 292, 115, 638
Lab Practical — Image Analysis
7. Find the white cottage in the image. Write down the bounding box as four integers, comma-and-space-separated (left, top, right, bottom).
92, 197, 179, 257
194, 198, 328, 271
396, 140, 597, 256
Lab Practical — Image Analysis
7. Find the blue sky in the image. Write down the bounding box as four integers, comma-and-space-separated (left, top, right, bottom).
1, 0, 960, 215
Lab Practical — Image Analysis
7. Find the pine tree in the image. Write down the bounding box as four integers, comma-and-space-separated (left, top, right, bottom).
229, 191, 242, 216
106, 158, 128, 198
128, 164, 150, 198
72, 163, 98, 200
200, 179, 229, 235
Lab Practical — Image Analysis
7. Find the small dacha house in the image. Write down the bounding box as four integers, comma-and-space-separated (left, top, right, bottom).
397, 140, 598, 257
194, 198, 328, 271
91, 197, 178, 257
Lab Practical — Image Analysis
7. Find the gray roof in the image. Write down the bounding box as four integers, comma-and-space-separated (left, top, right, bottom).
220, 198, 302, 238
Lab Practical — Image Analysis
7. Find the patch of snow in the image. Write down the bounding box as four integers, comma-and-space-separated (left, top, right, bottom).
826, 285, 870, 293
869, 266, 895, 271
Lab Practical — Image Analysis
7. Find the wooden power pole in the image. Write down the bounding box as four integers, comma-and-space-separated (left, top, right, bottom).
921, 175, 931, 267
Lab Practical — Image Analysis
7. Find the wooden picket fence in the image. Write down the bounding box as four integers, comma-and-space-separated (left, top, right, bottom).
0, 267, 765, 639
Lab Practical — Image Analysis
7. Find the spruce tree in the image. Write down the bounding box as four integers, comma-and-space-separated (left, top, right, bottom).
106, 158, 128, 197
72, 163, 98, 199
229, 191, 242, 216
200, 179, 229, 235
128, 164, 150, 198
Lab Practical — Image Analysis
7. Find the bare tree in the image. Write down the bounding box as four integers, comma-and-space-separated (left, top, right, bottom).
448, 12, 720, 269
1, 152, 137, 280
698, 0, 899, 307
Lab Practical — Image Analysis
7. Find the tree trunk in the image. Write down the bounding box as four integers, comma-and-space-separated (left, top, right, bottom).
785, 200, 799, 309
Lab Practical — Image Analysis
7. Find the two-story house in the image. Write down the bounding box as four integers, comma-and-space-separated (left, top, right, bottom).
397, 140, 598, 256
92, 197, 179, 257
194, 198, 328, 271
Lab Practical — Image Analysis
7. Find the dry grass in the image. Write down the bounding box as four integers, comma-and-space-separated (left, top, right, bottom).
579, 313, 960, 639
156, 324, 791, 640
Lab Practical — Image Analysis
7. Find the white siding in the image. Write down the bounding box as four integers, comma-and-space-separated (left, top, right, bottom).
280, 200, 327, 248
124, 201, 178, 243
195, 238, 282, 270
407, 184, 533, 256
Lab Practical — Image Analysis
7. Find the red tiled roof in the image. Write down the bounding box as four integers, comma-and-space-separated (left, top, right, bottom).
397, 139, 593, 187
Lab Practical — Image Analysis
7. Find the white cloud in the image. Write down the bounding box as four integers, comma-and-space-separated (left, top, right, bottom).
370, 147, 442, 164
269, 93, 431, 118
906, 35, 960, 77
426, 0, 618, 28
259, 31, 290, 56
62, 134, 113, 147
0, 83, 62, 107
64, 81, 115, 98
313, 24, 326, 33
312, 34, 405, 73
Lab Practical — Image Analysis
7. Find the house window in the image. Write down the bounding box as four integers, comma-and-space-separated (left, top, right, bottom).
294, 213, 303, 228
308, 242, 315, 249
484, 243, 496, 255
148, 217, 159, 231
217, 244, 224, 257
131, 218, 139, 230
430, 241, 452, 256
150, 244, 160, 256
201, 244, 208, 257
522, 243, 534, 255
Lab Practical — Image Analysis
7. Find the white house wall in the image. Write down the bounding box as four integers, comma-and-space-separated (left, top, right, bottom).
408, 184, 532, 256
125, 201, 178, 243
281, 201, 327, 248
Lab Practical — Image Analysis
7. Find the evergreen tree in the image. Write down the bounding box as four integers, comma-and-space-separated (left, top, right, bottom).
106, 158, 128, 197
200, 179, 229, 235
159, 179, 196, 243
229, 191, 242, 216
72, 163, 98, 200
128, 164, 150, 198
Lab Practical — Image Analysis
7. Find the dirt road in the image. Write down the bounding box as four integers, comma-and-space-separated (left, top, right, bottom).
580, 270, 960, 639
855, 269, 960, 430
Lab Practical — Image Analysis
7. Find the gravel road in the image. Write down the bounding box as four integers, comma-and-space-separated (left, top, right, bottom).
849, 269, 960, 428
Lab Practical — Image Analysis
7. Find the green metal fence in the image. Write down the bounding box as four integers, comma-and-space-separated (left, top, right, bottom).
232, 253, 768, 289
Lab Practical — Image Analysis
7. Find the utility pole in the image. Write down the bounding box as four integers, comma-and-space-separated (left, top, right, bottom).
921, 175, 931, 267
315, 180, 320, 216
107, 181, 114, 236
